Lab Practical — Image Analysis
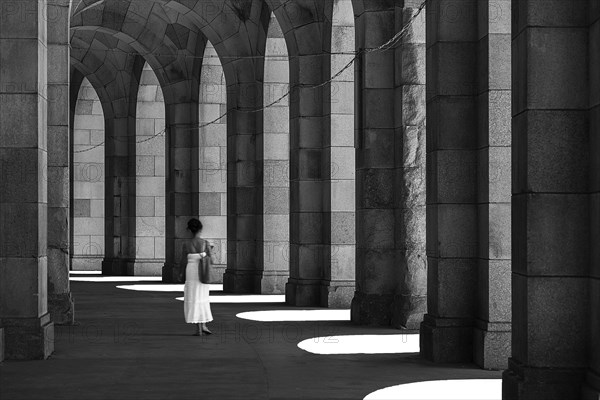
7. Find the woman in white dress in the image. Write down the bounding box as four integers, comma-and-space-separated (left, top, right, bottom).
181, 218, 213, 336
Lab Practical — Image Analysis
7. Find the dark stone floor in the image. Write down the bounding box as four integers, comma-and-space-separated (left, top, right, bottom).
0, 277, 500, 399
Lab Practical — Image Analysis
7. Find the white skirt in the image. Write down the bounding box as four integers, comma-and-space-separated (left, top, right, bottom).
184, 257, 213, 324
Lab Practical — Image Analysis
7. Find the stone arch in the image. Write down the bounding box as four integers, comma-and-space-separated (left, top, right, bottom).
70, 33, 147, 274
263, 1, 360, 307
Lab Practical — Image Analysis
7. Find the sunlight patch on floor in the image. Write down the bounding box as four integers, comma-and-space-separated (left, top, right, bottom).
236, 309, 350, 322
117, 284, 223, 292
175, 295, 286, 303
298, 334, 419, 355
364, 379, 502, 400
70, 276, 163, 282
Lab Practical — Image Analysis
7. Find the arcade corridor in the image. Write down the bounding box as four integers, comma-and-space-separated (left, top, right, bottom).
0, 0, 599, 399
0, 273, 500, 399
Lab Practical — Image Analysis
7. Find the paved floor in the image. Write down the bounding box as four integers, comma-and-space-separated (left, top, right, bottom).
0, 276, 501, 400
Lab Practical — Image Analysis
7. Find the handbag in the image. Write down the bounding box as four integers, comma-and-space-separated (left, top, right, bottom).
198, 240, 212, 284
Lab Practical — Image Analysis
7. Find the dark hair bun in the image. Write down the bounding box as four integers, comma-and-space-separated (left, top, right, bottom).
187, 218, 203, 234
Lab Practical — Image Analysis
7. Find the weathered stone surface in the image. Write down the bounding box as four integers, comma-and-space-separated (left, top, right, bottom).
2, 315, 54, 360
0, 328, 4, 362
48, 293, 74, 325
351, 292, 394, 326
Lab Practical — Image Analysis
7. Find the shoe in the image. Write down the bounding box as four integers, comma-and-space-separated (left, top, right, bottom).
201, 328, 213, 335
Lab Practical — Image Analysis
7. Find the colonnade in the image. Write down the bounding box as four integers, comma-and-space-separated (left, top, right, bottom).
0, 0, 598, 398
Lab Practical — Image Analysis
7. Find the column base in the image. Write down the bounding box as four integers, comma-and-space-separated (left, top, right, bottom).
320, 280, 354, 308
583, 371, 600, 400
126, 259, 164, 276
71, 255, 103, 271
211, 265, 226, 284
502, 358, 587, 400
223, 270, 261, 294
285, 279, 321, 306
419, 314, 473, 363
350, 291, 393, 326
473, 320, 510, 370
0, 328, 4, 362
1, 314, 54, 360
260, 271, 288, 295
48, 292, 75, 325
391, 293, 426, 330
162, 263, 181, 283
102, 258, 127, 276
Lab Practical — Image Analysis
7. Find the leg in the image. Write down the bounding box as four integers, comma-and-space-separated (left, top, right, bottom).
193, 323, 201, 336
201, 323, 212, 335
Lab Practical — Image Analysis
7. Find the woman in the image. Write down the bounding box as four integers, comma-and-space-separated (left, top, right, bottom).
181, 218, 213, 336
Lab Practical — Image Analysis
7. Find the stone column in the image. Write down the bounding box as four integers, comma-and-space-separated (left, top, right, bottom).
102, 58, 144, 276
390, 0, 427, 329
352, 2, 427, 326
223, 77, 264, 293
352, 4, 397, 323
261, 14, 290, 295
47, 0, 74, 324
503, 0, 599, 397
322, 0, 356, 308
420, 0, 511, 368
102, 113, 137, 276
420, 0, 479, 359
473, 0, 511, 370
589, 2, 600, 397
163, 97, 200, 283
285, 51, 330, 305
0, 0, 54, 359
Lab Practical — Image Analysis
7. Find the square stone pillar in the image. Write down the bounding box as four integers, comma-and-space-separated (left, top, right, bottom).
0, 0, 54, 359
285, 52, 330, 306
420, 0, 512, 368
473, 0, 512, 370
351, 7, 398, 324
224, 80, 264, 293
102, 115, 137, 276
586, 1, 600, 396
503, 0, 599, 398
0, 328, 4, 362
321, 0, 356, 309
390, 1, 427, 329
47, 0, 74, 324
163, 100, 200, 283
352, 3, 427, 327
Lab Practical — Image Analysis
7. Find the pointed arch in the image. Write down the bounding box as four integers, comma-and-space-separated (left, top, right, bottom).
71, 77, 106, 271
198, 41, 228, 282
261, 12, 290, 294
133, 62, 167, 275
325, 0, 356, 307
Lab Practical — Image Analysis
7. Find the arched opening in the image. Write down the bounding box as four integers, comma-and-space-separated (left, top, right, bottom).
326, 0, 356, 307
262, 12, 290, 294
133, 62, 166, 275
198, 40, 228, 283
71, 78, 105, 271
